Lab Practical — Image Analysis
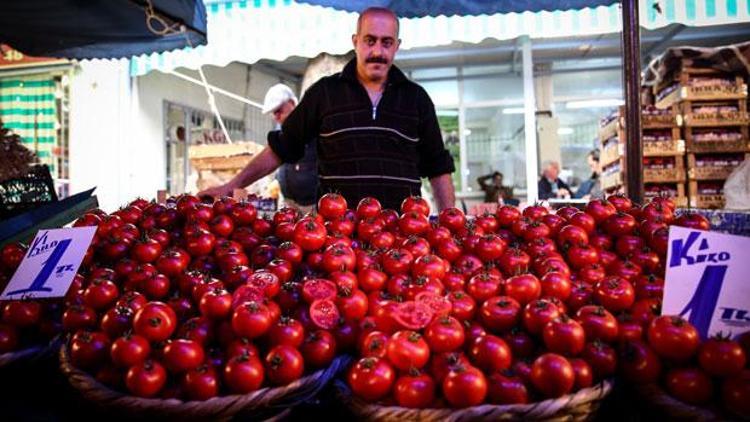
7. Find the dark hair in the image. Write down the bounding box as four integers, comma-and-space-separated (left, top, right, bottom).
357, 7, 400, 36
493, 171, 503, 178
588, 149, 600, 162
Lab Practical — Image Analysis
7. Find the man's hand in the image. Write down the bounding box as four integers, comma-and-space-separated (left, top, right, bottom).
557, 188, 571, 199
198, 183, 234, 200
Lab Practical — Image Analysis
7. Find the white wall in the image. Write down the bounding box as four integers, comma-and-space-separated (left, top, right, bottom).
69, 61, 290, 212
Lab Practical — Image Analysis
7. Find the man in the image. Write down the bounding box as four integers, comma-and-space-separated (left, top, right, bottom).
262, 84, 318, 212
538, 160, 572, 200
199, 7, 455, 211
477, 171, 513, 204
575, 150, 601, 199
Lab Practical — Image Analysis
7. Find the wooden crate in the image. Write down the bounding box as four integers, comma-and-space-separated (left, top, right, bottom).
644, 167, 686, 184
687, 153, 750, 181
598, 116, 620, 142
189, 142, 264, 191
688, 181, 725, 209
643, 139, 685, 157
655, 70, 747, 108
600, 141, 623, 168
601, 171, 624, 192
642, 105, 680, 129
685, 126, 750, 153
681, 99, 749, 127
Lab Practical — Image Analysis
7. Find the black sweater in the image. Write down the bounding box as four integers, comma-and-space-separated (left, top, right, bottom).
268, 59, 455, 211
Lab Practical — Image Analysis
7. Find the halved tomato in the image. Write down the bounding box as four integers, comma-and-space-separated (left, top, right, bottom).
415, 292, 452, 317
393, 301, 434, 330
302, 279, 337, 303
310, 299, 340, 330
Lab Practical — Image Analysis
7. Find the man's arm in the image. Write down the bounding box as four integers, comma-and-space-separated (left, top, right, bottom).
430, 173, 455, 211
198, 147, 282, 198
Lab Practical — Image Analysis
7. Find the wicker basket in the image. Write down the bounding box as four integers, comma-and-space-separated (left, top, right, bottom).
0, 335, 62, 369
634, 383, 724, 421
335, 379, 613, 422
60, 345, 350, 421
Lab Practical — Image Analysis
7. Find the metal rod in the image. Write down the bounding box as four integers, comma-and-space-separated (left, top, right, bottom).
621, 0, 644, 203
521, 35, 539, 203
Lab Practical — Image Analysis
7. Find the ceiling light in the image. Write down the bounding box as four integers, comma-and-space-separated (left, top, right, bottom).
566, 99, 624, 109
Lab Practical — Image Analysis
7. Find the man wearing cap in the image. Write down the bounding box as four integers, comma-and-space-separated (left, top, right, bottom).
199, 7, 455, 211
263, 84, 318, 213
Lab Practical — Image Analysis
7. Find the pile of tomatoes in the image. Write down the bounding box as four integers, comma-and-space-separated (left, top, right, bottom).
0, 244, 61, 354
1, 191, 748, 418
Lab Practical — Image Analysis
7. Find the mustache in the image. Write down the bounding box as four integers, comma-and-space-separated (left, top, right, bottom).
366, 57, 388, 64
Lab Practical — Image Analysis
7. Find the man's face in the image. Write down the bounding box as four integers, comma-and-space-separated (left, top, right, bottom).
352, 12, 400, 84
272, 100, 296, 125
588, 155, 599, 173
493, 175, 502, 185
544, 164, 559, 180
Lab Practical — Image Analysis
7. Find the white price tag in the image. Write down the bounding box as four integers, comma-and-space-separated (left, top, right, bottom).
1, 227, 97, 300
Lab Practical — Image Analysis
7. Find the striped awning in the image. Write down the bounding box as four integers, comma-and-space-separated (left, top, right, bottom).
0, 77, 58, 173
130, 0, 750, 76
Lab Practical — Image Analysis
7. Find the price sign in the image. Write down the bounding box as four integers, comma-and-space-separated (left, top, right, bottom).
0, 227, 96, 300
663, 226, 750, 339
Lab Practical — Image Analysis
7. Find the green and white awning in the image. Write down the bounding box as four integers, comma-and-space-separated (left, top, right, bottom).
0, 76, 58, 173
130, 0, 750, 76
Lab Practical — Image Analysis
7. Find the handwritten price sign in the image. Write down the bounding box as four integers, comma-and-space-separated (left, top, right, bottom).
663, 226, 750, 339
0, 227, 96, 300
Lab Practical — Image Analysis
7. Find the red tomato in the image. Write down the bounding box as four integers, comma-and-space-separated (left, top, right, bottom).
265, 345, 304, 385
293, 220, 327, 251
505, 274, 542, 305
487, 372, 529, 405
581, 341, 617, 379
617, 340, 662, 384
347, 357, 396, 402
133, 301, 177, 342
231, 301, 273, 339
182, 364, 219, 400
70, 330, 111, 369
163, 339, 205, 373
394, 372, 436, 408
575, 305, 619, 343
468, 335, 512, 373
301, 330, 337, 368
647, 316, 700, 362
393, 301, 434, 331
318, 193, 348, 220
268, 316, 305, 348
442, 365, 488, 407
530, 353, 575, 398
543, 315, 586, 356
665, 367, 713, 405
401, 196, 430, 216
309, 299, 341, 330
424, 315, 465, 353
570, 358, 594, 390
523, 299, 561, 335
593, 277, 635, 312
125, 360, 167, 398
479, 296, 521, 333
223, 354, 265, 393
723, 370, 750, 418
698, 335, 747, 378
386, 330, 431, 370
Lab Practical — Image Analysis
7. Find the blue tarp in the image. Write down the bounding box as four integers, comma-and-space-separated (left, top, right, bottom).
0, 0, 207, 59
296, 0, 621, 18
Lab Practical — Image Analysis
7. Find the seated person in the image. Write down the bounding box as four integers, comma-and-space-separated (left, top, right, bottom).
575, 150, 601, 199
538, 160, 571, 200
477, 171, 514, 203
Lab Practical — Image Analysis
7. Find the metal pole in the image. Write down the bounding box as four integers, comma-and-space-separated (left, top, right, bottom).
521, 36, 539, 204
621, 0, 644, 203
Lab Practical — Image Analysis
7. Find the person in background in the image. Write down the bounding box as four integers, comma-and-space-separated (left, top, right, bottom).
538, 160, 572, 200
261, 84, 318, 213
477, 171, 513, 203
575, 149, 601, 199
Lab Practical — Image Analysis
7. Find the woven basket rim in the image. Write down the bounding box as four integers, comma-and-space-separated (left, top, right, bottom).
335, 378, 613, 421
60, 344, 350, 419
633, 382, 724, 421
0, 334, 62, 368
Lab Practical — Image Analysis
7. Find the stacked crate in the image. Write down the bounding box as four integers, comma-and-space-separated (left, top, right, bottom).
597, 106, 686, 206
654, 63, 749, 208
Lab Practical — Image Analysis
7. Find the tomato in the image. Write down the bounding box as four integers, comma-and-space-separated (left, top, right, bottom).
630, 298, 662, 327
348, 357, 396, 401
523, 204, 548, 220
581, 341, 617, 379
526, 237, 558, 259
542, 214, 566, 236
309, 299, 340, 330
70, 330, 111, 369
0, 324, 18, 353
540, 272, 572, 301
647, 316, 699, 362
301, 278, 337, 304
266, 258, 294, 284
100, 305, 134, 339
321, 245, 356, 273
394, 371, 436, 408
585, 200, 616, 224
723, 370, 750, 418
633, 274, 665, 300
543, 315, 585, 356
229, 201, 258, 226
503, 327, 536, 358
333, 289, 365, 323
475, 212, 499, 233
569, 212, 597, 234
177, 316, 214, 346
62, 304, 98, 332
393, 301, 434, 331
477, 296, 517, 333
411, 254, 446, 280
496, 205, 522, 228
603, 212, 637, 237
265, 345, 304, 385
196, 288, 231, 321
442, 365, 488, 407
570, 358, 594, 390
401, 196, 430, 216
133, 301, 177, 342
231, 301, 273, 339
447, 291, 477, 322
356, 197, 382, 219
505, 274, 541, 305
357, 267, 388, 293
163, 339, 205, 373
398, 212, 430, 236
523, 299, 561, 335
126, 360, 167, 398
301, 330, 337, 368
293, 220, 327, 252
424, 315, 465, 353
224, 354, 265, 393
698, 335, 747, 378
487, 372, 529, 405
530, 353, 575, 398
2, 301, 41, 327
248, 271, 281, 299
674, 212, 710, 231
469, 335, 512, 373
593, 277, 635, 312
226, 337, 259, 360
466, 272, 502, 302
387, 330, 430, 370
318, 193, 348, 220
268, 316, 305, 348
130, 237, 163, 263
575, 305, 619, 343
566, 245, 600, 270
665, 367, 713, 405
499, 248, 531, 276
182, 364, 219, 400
382, 249, 414, 276
617, 340, 661, 384
155, 248, 190, 277
567, 283, 594, 314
